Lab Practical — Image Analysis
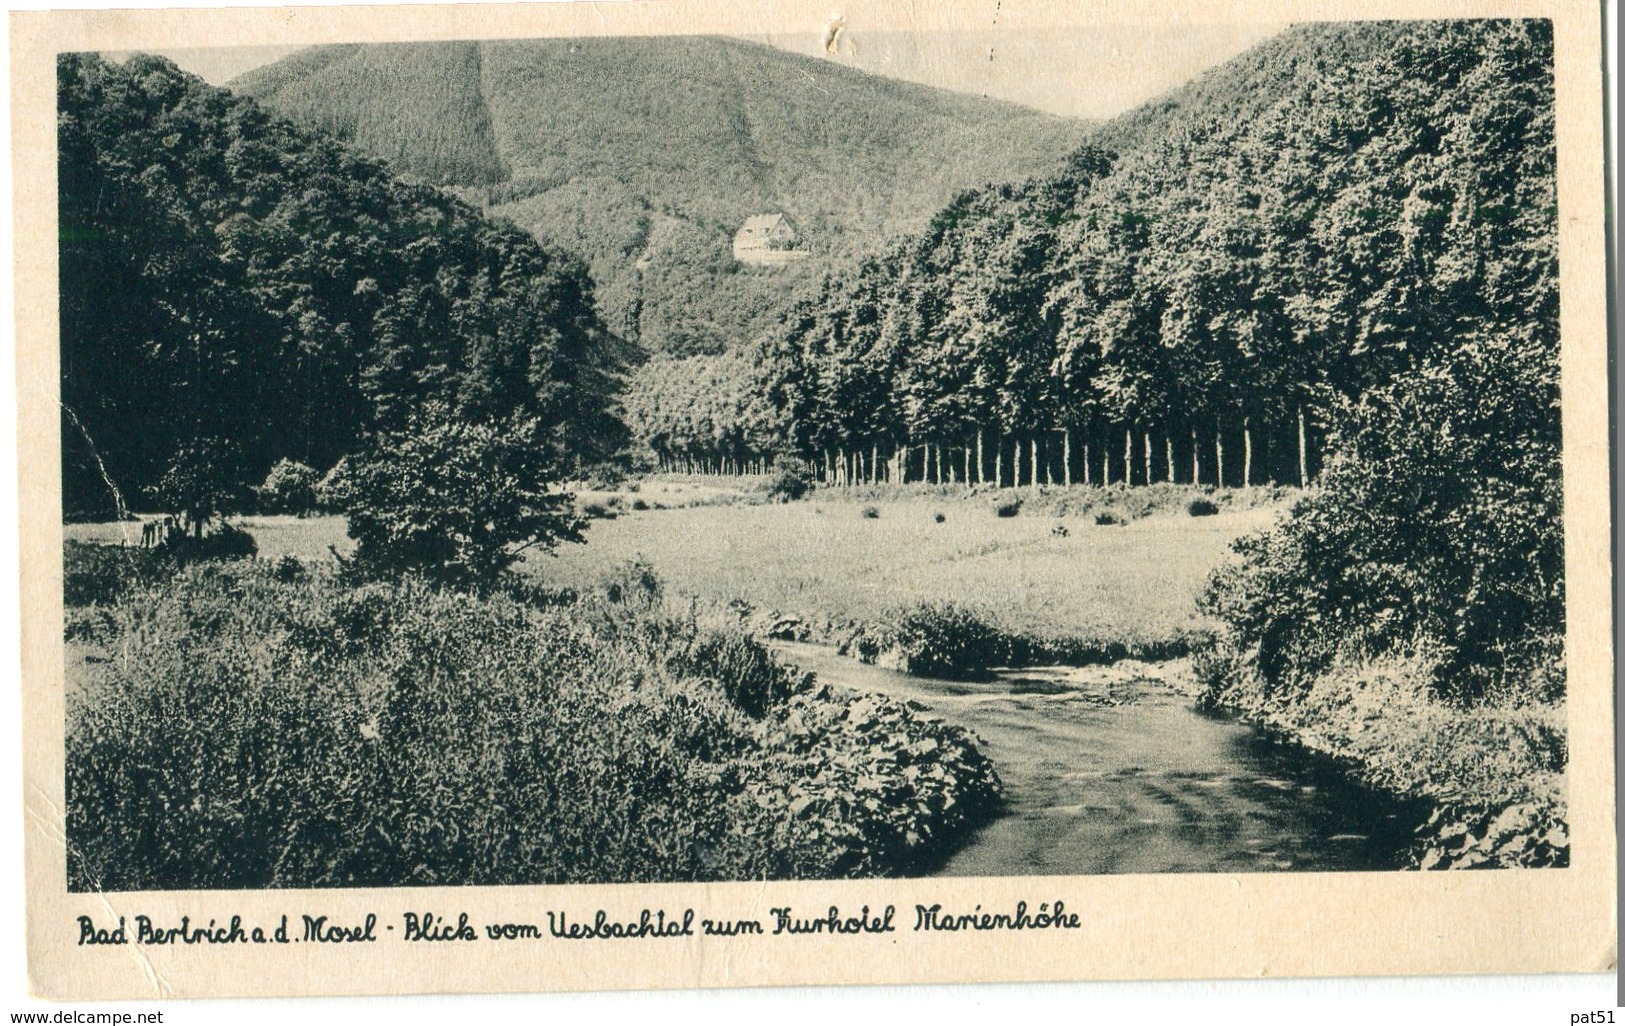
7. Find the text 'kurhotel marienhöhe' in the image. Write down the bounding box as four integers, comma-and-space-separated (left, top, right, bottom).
543, 901, 1082, 939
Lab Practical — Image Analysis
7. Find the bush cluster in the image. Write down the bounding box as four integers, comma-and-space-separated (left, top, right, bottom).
184, 523, 258, 560
64, 530, 257, 608
766, 457, 815, 502
1195, 340, 1566, 867
1201, 343, 1563, 706
581, 462, 628, 490
63, 542, 177, 607
258, 459, 319, 516
751, 688, 1002, 875
65, 562, 1001, 889
882, 603, 1008, 680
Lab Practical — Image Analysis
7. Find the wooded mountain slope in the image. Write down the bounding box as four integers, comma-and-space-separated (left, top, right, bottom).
666, 19, 1554, 491
59, 53, 629, 520
231, 37, 1086, 355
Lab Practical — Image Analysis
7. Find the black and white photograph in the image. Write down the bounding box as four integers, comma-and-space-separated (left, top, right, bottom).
14, 0, 1615, 1002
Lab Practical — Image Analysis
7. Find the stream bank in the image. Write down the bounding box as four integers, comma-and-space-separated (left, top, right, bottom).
771, 642, 1425, 876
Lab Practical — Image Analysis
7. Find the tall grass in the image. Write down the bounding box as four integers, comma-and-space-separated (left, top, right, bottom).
66, 555, 1001, 889
1194, 641, 1567, 868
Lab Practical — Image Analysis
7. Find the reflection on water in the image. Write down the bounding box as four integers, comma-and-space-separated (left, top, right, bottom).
771, 642, 1426, 877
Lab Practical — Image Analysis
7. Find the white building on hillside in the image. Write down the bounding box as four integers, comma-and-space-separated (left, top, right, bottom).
732, 212, 809, 266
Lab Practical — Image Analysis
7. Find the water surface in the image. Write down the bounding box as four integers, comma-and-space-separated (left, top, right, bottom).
772, 642, 1422, 876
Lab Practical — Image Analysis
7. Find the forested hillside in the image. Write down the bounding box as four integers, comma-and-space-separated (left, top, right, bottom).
59, 53, 630, 520
640, 20, 1554, 495
232, 37, 1086, 355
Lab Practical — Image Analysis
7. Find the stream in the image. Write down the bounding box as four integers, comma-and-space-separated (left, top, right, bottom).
771, 642, 1423, 875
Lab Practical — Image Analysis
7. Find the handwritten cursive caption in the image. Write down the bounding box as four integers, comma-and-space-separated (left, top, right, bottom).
75, 901, 1081, 947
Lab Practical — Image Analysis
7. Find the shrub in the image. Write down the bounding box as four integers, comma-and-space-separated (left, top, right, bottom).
767, 456, 815, 502
599, 558, 661, 607
993, 498, 1022, 518
630, 498, 651, 511
259, 459, 319, 516
500, 582, 580, 610
668, 617, 808, 719
1115, 488, 1155, 520
1094, 510, 1124, 526
333, 405, 584, 591
860, 505, 880, 519
752, 689, 1002, 875
65, 605, 117, 644
183, 522, 258, 560
933, 512, 946, 524
1187, 498, 1220, 517
63, 527, 257, 607
582, 462, 627, 490
63, 541, 174, 607
312, 460, 348, 513
885, 602, 1007, 680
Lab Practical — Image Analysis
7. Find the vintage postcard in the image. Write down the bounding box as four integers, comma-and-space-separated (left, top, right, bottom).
13, 0, 1614, 1000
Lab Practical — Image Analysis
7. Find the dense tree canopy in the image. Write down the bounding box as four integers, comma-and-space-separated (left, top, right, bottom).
626, 20, 1556, 500
59, 52, 632, 519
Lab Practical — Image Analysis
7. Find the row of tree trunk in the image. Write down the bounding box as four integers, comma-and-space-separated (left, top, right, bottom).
649, 414, 1318, 489
652, 456, 774, 476
814, 415, 1316, 489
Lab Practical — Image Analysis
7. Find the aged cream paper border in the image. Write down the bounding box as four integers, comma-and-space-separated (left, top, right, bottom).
13, 0, 1615, 1000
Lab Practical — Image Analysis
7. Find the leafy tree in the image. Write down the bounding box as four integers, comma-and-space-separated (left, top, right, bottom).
149, 438, 246, 538
1202, 331, 1562, 703
259, 459, 319, 516
332, 405, 584, 590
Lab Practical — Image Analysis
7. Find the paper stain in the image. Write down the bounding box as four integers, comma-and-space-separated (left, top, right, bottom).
823, 15, 846, 54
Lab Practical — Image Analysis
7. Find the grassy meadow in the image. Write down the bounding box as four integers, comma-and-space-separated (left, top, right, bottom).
66, 480, 1289, 650
545, 480, 1287, 648
66, 478, 1277, 888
